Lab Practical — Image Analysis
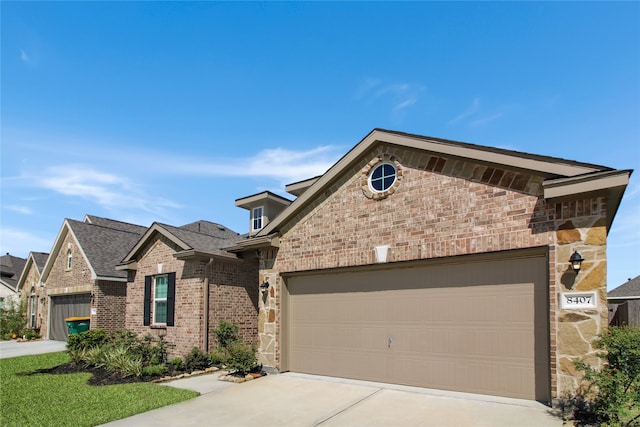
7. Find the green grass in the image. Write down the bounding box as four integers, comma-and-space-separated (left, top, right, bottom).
0, 352, 198, 427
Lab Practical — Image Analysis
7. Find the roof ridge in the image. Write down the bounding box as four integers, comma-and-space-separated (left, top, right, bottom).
69, 218, 145, 236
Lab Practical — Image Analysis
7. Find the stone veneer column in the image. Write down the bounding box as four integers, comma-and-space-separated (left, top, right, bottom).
257, 249, 278, 368
555, 207, 608, 399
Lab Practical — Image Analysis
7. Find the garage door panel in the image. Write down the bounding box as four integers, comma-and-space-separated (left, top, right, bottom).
287, 255, 549, 401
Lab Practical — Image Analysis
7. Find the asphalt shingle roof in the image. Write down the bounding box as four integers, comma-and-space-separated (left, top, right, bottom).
0, 253, 27, 290
608, 275, 640, 298
154, 221, 241, 257
67, 219, 145, 279
31, 252, 49, 271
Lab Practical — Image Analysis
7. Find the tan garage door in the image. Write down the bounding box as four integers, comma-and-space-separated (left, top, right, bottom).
285, 254, 549, 401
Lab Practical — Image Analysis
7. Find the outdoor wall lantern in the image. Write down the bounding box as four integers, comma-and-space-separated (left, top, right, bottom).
569, 250, 584, 274
260, 281, 270, 292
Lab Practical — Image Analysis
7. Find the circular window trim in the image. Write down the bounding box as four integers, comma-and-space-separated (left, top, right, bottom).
361, 155, 403, 200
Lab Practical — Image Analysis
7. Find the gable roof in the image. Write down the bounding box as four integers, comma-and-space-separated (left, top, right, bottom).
608, 276, 640, 300
41, 216, 146, 282
83, 214, 149, 234
16, 252, 49, 291
250, 128, 631, 240
0, 253, 27, 292
118, 220, 241, 268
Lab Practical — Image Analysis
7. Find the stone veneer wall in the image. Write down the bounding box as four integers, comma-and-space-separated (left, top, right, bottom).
255, 144, 610, 402
554, 203, 608, 400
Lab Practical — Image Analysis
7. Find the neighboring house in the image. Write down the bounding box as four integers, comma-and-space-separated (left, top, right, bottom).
229, 128, 632, 405
608, 276, 640, 326
118, 220, 258, 358
40, 215, 146, 341
0, 253, 26, 309
16, 252, 50, 334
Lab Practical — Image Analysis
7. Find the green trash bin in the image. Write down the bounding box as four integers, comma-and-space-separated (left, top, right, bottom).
65, 317, 91, 335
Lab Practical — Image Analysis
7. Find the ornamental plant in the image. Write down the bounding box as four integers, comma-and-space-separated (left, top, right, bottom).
575, 326, 640, 426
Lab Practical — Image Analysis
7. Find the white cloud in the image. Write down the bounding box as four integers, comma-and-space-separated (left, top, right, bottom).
5, 205, 33, 215
34, 165, 181, 215
167, 145, 343, 185
357, 78, 422, 113
20, 49, 29, 63
470, 113, 504, 126
0, 228, 54, 258
449, 98, 480, 124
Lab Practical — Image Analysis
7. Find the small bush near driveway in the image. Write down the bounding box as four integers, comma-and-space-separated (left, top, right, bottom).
0, 352, 197, 427
574, 326, 640, 426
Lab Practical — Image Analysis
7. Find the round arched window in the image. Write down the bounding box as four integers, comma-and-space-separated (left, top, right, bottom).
368, 162, 397, 193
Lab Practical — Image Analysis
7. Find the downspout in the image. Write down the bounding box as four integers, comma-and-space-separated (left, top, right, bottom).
203, 258, 214, 352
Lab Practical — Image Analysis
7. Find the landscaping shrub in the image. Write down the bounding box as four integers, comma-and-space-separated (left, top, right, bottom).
67, 329, 108, 351
0, 299, 26, 339
103, 346, 143, 377
143, 364, 168, 377
184, 347, 212, 371
67, 329, 173, 378
225, 341, 257, 374
214, 320, 240, 348
209, 349, 226, 366
170, 357, 183, 371
575, 326, 640, 426
23, 328, 41, 340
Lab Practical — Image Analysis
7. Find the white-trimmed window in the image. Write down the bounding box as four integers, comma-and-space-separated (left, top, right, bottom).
66, 250, 73, 270
368, 162, 397, 193
252, 206, 264, 231
30, 294, 37, 328
154, 274, 168, 324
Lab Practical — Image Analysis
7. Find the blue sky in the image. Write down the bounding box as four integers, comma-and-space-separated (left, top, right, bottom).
1, 1, 638, 290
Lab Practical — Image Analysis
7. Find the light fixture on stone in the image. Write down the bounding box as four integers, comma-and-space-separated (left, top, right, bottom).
260, 281, 270, 293
569, 250, 584, 274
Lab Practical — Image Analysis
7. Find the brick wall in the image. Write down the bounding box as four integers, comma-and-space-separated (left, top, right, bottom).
126, 235, 259, 358
207, 259, 259, 352
92, 280, 126, 331
256, 144, 609, 402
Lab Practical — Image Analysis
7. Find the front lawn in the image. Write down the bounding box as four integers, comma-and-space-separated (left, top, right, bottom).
0, 352, 198, 427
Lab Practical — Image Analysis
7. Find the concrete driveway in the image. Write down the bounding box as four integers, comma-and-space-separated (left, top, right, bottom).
0, 340, 67, 359
101, 372, 562, 427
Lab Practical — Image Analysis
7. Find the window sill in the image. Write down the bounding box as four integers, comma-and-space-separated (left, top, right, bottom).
150, 324, 167, 330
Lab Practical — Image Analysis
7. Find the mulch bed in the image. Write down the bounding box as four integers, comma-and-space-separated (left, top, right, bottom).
32, 362, 148, 386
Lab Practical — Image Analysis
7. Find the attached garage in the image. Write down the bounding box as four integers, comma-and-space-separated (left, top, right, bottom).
49, 293, 91, 341
282, 252, 549, 402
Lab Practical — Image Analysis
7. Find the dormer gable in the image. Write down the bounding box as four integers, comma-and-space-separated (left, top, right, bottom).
235, 191, 292, 235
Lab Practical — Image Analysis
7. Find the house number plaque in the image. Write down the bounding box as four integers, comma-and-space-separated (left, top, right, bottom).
560, 292, 597, 310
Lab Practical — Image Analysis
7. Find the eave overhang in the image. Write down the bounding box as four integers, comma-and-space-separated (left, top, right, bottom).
543, 169, 632, 232
226, 234, 280, 253
173, 250, 239, 262
235, 191, 293, 210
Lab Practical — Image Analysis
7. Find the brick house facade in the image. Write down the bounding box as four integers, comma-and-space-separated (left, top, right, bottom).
231, 129, 631, 405
16, 252, 49, 336
119, 221, 258, 358
40, 216, 146, 340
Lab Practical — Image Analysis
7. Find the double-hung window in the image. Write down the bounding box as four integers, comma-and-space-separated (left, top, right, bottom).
154, 275, 168, 324
252, 206, 264, 231
143, 272, 175, 327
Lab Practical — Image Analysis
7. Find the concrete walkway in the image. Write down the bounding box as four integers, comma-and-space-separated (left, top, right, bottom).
0, 339, 67, 359
101, 372, 562, 427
